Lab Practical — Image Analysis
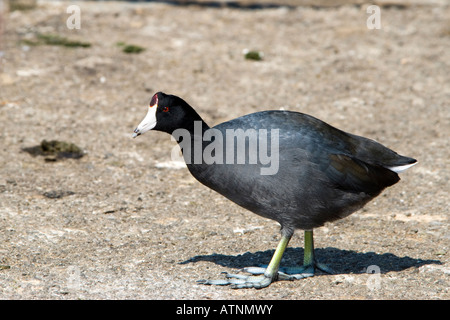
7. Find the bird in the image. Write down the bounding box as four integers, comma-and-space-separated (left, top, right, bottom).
132, 92, 417, 289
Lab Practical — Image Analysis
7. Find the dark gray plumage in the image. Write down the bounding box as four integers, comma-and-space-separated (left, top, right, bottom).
132, 92, 417, 289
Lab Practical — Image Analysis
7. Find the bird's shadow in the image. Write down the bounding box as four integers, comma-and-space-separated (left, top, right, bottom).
180, 247, 441, 275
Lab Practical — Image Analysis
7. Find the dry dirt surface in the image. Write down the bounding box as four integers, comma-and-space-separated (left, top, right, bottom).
0, 0, 449, 300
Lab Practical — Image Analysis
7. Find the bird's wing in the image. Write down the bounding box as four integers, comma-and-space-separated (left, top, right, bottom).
326, 154, 400, 195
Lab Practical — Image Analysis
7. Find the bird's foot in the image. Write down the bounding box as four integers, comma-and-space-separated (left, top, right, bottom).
276, 260, 335, 279
197, 262, 334, 289
241, 261, 333, 280
197, 270, 274, 289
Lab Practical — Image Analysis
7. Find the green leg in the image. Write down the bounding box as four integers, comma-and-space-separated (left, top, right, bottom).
280, 230, 334, 277
263, 233, 291, 279
303, 229, 315, 265
198, 233, 292, 289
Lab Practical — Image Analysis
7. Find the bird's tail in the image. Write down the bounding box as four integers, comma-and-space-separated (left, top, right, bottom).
385, 156, 417, 173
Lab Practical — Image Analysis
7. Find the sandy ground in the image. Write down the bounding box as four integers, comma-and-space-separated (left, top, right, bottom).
0, 0, 449, 299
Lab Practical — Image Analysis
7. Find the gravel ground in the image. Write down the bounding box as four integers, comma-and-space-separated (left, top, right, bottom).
0, 0, 448, 299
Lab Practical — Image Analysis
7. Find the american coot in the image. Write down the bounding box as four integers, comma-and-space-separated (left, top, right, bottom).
132, 92, 417, 289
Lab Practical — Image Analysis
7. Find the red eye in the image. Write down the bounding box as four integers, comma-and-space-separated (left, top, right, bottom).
162, 106, 169, 112
150, 94, 158, 107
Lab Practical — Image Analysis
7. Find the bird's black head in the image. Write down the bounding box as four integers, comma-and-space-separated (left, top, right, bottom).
132, 92, 205, 137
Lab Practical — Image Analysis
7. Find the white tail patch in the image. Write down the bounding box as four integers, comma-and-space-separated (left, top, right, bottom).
387, 161, 417, 173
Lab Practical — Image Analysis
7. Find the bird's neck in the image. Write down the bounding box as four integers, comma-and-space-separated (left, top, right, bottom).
170, 114, 211, 166
177, 119, 210, 138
